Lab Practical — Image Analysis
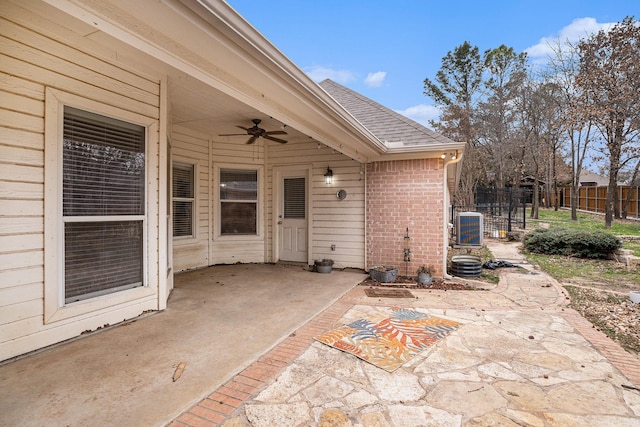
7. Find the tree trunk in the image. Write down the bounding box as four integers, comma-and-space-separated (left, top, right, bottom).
552, 147, 559, 210
605, 177, 616, 228
531, 180, 539, 219
605, 127, 624, 228
571, 184, 578, 221
622, 159, 640, 219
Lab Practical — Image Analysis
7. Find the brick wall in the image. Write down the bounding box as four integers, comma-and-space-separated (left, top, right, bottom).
366, 159, 445, 277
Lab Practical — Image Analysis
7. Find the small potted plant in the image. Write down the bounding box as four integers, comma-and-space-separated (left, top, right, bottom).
314, 258, 334, 274
416, 265, 435, 285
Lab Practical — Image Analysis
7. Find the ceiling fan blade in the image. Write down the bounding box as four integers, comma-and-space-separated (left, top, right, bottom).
236, 125, 250, 131
246, 136, 258, 144
263, 135, 287, 144
263, 130, 287, 136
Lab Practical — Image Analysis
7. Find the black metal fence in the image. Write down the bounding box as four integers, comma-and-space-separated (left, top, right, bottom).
451, 187, 531, 241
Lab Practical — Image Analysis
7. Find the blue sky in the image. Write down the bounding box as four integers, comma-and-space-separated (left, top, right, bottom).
226, 1, 639, 128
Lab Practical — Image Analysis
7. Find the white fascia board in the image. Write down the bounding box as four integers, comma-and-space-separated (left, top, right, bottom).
186, 0, 387, 158
373, 142, 467, 162
44, 0, 383, 162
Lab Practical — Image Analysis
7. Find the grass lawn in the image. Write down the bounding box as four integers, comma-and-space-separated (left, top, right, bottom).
526, 252, 639, 290
520, 209, 639, 354
521, 208, 639, 289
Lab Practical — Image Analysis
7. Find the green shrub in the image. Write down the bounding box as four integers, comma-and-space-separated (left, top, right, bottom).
523, 228, 622, 259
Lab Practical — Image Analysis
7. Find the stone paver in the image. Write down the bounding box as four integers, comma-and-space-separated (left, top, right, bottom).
173, 242, 640, 426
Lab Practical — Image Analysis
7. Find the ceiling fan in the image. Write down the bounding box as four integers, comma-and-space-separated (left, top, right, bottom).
219, 118, 287, 144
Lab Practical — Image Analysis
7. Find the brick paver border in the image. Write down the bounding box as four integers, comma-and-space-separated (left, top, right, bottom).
169, 289, 640, 427
562, 308, 640, 387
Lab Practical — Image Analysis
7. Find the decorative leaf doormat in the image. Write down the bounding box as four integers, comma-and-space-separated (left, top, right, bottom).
315, 305, 461, 372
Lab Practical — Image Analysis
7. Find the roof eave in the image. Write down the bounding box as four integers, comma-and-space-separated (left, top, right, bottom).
373, 141, 467, 162
43, 0, 384, 162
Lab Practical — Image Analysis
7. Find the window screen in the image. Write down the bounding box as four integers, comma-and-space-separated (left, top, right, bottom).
173, 163, 194, 237
63, 106, 145, 303
220, 169, 257, 235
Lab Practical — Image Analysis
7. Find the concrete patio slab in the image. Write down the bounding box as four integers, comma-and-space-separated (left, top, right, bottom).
0, 264, 365, 426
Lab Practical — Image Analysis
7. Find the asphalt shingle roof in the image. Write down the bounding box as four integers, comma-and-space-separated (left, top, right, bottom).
319, 79, 458, 148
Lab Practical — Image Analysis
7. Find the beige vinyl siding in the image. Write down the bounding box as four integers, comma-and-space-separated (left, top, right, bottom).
0, 4, 161, 361
169, 129, 268, 271
210, 138, 266, 265
171, 126, 211, 271
267, 141, 365, 269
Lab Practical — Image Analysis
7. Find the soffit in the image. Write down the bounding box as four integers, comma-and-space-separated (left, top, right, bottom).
41, 0, 383, 162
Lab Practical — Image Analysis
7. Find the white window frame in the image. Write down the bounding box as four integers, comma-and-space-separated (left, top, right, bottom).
214, 164, 263, 240
172, 160, 197, 240
44, 88, 157, 324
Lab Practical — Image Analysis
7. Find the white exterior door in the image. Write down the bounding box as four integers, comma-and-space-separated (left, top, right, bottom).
279, 174, 307, 262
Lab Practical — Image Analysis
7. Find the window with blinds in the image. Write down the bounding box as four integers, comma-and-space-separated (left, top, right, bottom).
172, 162, 195, 238
284, 177, 305, 219
220, 169, 257, 235
62, 106, 145, 303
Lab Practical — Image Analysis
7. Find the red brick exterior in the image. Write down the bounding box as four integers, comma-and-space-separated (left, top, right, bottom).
366, 159, 445, 277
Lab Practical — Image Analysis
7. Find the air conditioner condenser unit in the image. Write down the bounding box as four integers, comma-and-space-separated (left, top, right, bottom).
456, 212, 483, 247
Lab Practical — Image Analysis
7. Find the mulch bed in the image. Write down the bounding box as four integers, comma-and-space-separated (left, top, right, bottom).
359, 276, 480, 291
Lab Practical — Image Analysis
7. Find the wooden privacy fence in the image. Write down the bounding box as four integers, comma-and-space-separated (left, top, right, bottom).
558, 186, 640, 219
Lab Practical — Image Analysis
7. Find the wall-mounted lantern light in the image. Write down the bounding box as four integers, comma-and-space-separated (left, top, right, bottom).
324, 166, 333, 185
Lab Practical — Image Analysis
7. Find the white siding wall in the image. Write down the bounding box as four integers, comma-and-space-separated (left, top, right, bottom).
171, 126, 211, 271
0, 3, 161, 361
170, 129, 268, 271
169, 135, 365, 272
267, 141, 365, 269
210, 138, 266, 265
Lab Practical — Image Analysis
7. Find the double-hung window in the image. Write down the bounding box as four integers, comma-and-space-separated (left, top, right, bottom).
62, 106, 145, 303
219, 169, 258, 235
172, 162, 195, 238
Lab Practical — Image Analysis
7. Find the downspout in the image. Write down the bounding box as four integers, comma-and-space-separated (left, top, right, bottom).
363, 161, 368, 270
442, 155, 462, 280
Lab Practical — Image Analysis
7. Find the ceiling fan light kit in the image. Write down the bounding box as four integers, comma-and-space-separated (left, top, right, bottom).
219, 118, 288, 144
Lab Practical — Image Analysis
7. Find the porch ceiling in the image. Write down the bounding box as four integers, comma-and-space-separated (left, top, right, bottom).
43, 0, 384, 162
167, 75, 315, 145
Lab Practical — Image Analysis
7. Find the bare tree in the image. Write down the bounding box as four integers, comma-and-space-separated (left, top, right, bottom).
535, 82, 564, 211
576, 16, 640, 228
515, 79, 564, 218
543, 40, 594, 221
